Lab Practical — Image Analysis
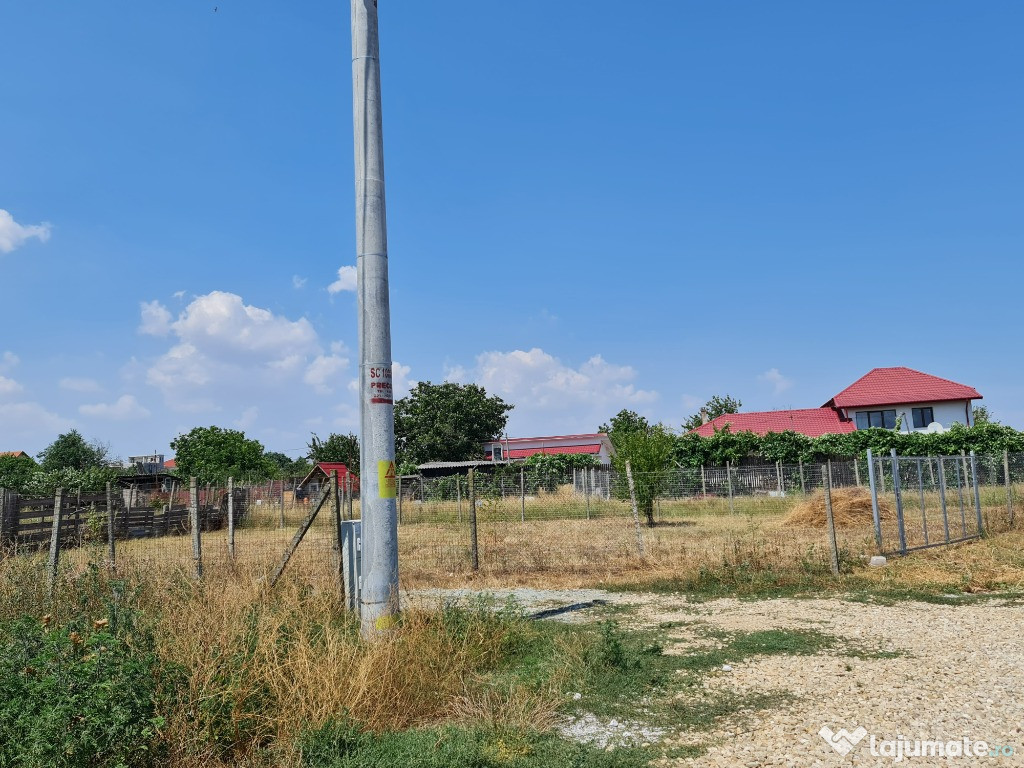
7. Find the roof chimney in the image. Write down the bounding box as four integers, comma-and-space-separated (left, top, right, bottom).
700, 408, 709, 425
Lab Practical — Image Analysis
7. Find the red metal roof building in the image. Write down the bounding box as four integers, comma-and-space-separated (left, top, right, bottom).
691, 367, 981, 438
484, 433, 614, 463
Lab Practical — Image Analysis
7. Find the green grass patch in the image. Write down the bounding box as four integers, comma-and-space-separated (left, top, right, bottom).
300, 723, 655, 768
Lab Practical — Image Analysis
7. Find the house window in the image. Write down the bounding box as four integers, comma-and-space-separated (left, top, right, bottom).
493, 445, 503, 460
912, 407, 934, 429
855, 410, 897, 429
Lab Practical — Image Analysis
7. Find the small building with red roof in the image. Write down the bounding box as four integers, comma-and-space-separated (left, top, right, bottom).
483, 433, 615, 464
296, 462, 359, 498
691, 367, 981, 438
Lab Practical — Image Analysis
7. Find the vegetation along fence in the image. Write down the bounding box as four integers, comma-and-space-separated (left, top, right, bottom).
2, 453, 1021, 598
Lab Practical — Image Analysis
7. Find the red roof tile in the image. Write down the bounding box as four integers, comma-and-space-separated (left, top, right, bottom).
826, 367, 981, 409
690, 408, 855, 438
507, 444, 603, 459
164, 458, 176, 469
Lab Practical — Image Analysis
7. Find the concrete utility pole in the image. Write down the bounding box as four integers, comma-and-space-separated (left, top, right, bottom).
351, 0, 399, 634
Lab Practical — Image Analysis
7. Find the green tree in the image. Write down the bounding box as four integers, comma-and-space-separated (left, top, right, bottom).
37, 430, 108, 472
972, 405, 997, 425
0, 453, 38, 492
307, 432, 360, 475
611, 423, 675, 526
598, 409, 650, 449
169, 426, 272, 485
681, 395, 743, 432
394, 382, 512, 465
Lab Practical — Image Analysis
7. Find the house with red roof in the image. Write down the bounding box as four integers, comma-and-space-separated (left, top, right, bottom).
483, 433, 615, 464
691, 367, 981, 438
296, 462, 359, 498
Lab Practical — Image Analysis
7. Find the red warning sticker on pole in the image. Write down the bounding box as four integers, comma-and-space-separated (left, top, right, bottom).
367, 365, 393, 404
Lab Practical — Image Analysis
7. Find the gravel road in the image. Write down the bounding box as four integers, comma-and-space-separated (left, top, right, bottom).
412, 588, 1024, 767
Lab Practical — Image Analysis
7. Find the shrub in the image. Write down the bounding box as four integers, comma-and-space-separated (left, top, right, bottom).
0, 603, 172, 768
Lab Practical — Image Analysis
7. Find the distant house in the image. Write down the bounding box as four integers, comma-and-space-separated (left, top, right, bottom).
297, 462, 359, 499
483, 433, 615, 464
0, 451, 30, 459
128, 454, 165, 474
691, 367, 982, 438
164, 458, 177, 470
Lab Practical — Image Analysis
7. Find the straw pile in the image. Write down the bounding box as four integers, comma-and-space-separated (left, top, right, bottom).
784, 487, 893, 528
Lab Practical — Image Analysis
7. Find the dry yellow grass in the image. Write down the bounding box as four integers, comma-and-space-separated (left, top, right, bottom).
784, 487, 894, 528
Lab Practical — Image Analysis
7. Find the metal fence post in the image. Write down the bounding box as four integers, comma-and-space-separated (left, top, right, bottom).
520, 467, 526, 523
890, 449, 907, 555
1004, 450, 1013, 525
625, 461, 644, 557
584, 467, 591, 520
866, 449, 882, 550
227, 476, 236, 559
936, 457, 951, 543
700, 465, 707, 498
397, 476, 403, 525
954, 458, 967, 536
853, 457, 861, 487
103, 481, 115, 566
468, 469, 479, 571
46, 487, 65, 597
190, 477, 203, 579
798, 458, 806, 494
776, 461, 783, 495
970, 451, 984, 535
916, 459, 928, 546
726, 461, 735, 514
823, 462, 840, 576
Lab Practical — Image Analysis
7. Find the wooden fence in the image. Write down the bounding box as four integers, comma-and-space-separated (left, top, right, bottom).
0, 485, 248, 551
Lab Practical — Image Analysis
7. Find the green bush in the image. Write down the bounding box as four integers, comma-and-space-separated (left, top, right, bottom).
0, 600, 172, 768
300, 721, 653, 768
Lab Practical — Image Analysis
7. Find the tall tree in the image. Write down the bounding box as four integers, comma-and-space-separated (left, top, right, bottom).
37, 430, 108, 472
0, 452, 38, 492
599, 409, 651, 449
169, 426, 272, 485
610, 422, 675, 526
394, 382, 512, 465
307, 432, 360, 475
681, 395, 743, 432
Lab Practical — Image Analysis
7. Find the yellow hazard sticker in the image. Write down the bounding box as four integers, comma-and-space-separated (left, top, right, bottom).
378, 460, 397, 498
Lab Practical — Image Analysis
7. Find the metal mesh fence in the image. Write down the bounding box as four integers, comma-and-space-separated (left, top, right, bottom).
2, 452, 1022, 593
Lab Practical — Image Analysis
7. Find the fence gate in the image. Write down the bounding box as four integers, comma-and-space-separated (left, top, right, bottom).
867, 449, 983, 556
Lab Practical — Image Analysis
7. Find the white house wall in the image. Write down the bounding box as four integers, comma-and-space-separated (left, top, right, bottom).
848, 400, 974, 432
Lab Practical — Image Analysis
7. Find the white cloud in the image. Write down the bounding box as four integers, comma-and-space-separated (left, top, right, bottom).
758, 367, 794, 395
173, 290, 186, 300
0, 352, 19, 372
235, 406, 259, 429
446, 348, 658, 435
0, 401, 71, 440
292, 275, 308, 289
143, 290, 342, 412
680, 393, 702, 411
0, 210, 51, 254
139, 300, 173, 336
0, 376, 23, 396
328, 265, 357, 294
171, 291, 318, 359
79, 395, 151, 420
304, 353, 350, 394
60, 377, 102, 393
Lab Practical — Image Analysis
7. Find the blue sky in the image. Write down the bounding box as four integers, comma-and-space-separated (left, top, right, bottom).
2, 1, 1021, 461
